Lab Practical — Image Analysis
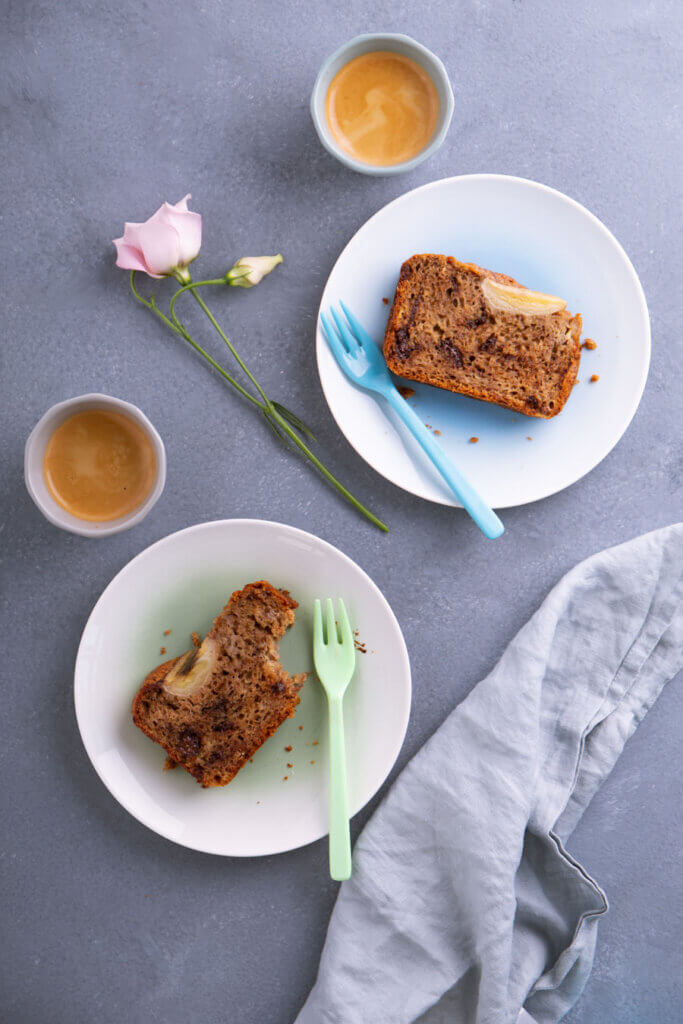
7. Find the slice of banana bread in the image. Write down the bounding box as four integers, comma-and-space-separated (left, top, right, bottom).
383, 255, 582, 418
132, 581, 306, 787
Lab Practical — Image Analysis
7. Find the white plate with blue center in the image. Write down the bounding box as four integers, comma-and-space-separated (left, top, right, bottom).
316, 174, 650, 508
74, 519, 411, 856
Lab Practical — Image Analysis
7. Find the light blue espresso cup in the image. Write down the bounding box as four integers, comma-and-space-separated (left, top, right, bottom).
310, 33, 454, 176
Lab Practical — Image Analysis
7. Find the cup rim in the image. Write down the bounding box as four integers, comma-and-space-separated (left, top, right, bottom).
310, 32, 455, 176
24, 393, 167, 538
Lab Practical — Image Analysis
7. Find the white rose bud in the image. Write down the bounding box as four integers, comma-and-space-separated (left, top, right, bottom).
227, 254, 283, 288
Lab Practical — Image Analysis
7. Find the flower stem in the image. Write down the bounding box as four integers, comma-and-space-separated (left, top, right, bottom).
130, 272, 264, 410
269, 407, 388, 531
171, 275, 272, 410
130, 271, 388, 531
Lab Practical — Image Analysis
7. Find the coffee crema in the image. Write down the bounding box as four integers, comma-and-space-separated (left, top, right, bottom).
43, 409, 156, 522
325, 51, 439, 167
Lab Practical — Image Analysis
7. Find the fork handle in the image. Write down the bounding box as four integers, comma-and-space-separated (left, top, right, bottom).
384, 387, 504, 539
327, 695, 352, 881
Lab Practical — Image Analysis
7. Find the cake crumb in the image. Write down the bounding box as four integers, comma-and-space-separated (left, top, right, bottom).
163, 629, 171, 636
582, 338, 597, 350
590, 374, 600, 382
191, 631, 201, 648
283, 776, 289, 781
433, 429, 441, 436
160, 646, 166, 655
354, 629, 368, 654
526, 436, 533, 441
469, 436, 479, 444
397, 385, 415, 399
312, 740, 318, 746
382, 297, 389, 305
298, 725, 303, 730
310, 760, 315, 765
285, 745, 292, 752
286, 762, 293, 768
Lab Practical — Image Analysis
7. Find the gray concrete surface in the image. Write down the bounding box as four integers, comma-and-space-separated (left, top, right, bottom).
1, 1, 681, 1022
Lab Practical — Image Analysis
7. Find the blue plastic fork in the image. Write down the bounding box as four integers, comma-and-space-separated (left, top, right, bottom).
320, 303, 504, 539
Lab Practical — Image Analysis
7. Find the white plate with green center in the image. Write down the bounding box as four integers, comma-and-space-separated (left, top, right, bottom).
317, 174, 650, 508
74, 520, 411, 856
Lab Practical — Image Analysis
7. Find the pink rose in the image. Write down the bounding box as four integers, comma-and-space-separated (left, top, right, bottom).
113, 194, 201, 279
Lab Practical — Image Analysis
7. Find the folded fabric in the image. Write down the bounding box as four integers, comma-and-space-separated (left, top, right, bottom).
296, 524, 683, 1024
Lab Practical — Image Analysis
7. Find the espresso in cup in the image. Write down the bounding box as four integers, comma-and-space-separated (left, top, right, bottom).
325, 51, 439, 167
43, 408, 157, 523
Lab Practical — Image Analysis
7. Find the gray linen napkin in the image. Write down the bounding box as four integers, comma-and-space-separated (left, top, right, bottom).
296, 524, 683, 1024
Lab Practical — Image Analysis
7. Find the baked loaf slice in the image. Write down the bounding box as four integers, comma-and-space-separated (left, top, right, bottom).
132, 581, 306, 788
383, 255, 582, 418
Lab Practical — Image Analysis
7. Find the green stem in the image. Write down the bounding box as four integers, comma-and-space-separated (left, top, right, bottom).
129, 272, 264, 410
269, 408, 388, 532
129, 272, 388, 532
171, 275, 272, 409
168, 278, 225, 329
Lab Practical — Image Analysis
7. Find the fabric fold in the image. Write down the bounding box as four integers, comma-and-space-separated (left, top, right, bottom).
296, 524, 683, 1024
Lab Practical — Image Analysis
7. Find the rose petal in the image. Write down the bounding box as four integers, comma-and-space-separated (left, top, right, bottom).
159, 202, 202, 266
113, 238, 155, 275
120, 220, 145, 246
129, 213, 181, 276
172, 193, 192, 212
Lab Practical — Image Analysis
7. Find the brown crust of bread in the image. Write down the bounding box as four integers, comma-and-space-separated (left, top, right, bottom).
132, 581, 305, 788
226, 579, 298, 611
383, 255, 582, 419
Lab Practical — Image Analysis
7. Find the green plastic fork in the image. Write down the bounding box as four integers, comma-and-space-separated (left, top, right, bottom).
313, 597, 356, 881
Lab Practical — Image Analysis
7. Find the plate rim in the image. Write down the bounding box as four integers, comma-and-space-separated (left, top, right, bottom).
316, 172, 651, 508
73, 517, 412, 857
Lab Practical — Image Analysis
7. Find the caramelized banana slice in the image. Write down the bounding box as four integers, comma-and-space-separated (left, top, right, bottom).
482, 278, 567, 315
163, 638, 218, 697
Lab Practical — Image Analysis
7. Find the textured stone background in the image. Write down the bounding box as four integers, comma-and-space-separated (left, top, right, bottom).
1, 1, 681, 1022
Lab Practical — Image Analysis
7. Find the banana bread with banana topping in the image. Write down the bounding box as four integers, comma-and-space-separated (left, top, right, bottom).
133, 581, 306, 787
383, 255, 582, 418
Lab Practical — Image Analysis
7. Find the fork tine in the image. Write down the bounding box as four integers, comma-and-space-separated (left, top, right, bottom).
320, 312, 350, 365
337, 599, 353, 649
330, 306, 359, 352
325, 597, 337, 645
340, 301, 376, 348
313, 599, 324, 649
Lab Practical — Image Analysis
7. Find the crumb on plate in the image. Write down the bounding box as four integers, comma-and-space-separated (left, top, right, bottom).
469, 436, 479, 444
590, 374, 600, 382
